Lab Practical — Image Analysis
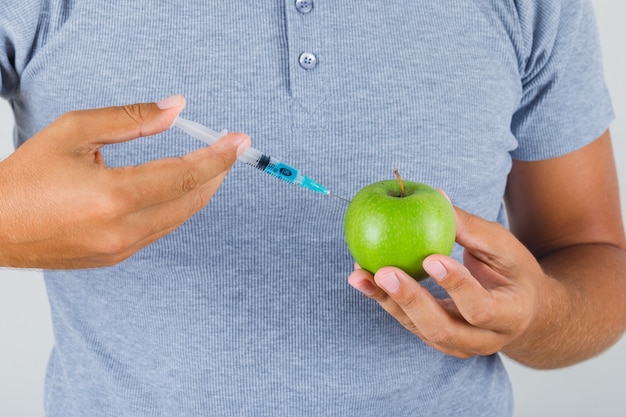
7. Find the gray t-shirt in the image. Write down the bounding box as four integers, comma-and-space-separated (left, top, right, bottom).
0, 1, 613, 416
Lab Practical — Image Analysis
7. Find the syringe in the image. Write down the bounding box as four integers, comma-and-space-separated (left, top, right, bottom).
173, 117, 349, 201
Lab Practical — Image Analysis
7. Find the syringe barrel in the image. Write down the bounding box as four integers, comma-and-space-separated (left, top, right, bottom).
238, 147, 266, 168
240, 149, 300, 185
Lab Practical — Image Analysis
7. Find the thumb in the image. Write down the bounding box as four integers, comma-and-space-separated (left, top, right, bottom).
52, 94, 186, 147
454, 206, 505, 253
453, 205, 521, 267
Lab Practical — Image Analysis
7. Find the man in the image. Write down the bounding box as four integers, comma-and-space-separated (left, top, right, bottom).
1, 1, 624, 415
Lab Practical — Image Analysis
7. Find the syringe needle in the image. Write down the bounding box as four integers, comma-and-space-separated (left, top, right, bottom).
330, 193, 352, 203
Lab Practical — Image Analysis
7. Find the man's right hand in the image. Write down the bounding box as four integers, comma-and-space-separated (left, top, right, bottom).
0, 95, 250, 269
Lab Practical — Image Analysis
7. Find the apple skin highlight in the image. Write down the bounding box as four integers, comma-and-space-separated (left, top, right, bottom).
344, 180, 456, 281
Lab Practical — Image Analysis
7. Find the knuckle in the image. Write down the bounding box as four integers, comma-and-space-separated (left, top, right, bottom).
423, 327, 455, 346
121, 103, 146, 124
466, 304, 496, 328
168, 164, 204, 201
441, 274, 468, 294
460, 208, 475, 228
98, 232, 132, 258
79, 225, 133, 263
472, 222, 516, 269
57, 110, 80, 128
398, 318, 421, 335
178, 168, 200, 194
399, 291, 421, 311
87, 195, 133, 250
56, 111, 87, 142
95, 189, 129, 220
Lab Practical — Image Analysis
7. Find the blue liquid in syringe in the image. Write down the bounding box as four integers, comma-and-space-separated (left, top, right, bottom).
236, 146, 330, 195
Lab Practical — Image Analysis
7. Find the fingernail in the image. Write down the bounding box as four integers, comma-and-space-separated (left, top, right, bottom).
424, 260, 448, 281
156, 94, 183, 110
376, 271, 400, 293
235, 134, 251, 157
349, 277, 377, 297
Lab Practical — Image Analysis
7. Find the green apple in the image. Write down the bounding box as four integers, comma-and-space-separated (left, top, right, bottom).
344, 179, 456, 281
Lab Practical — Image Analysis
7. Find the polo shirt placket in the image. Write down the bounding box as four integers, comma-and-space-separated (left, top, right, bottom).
284, 0, 328, 129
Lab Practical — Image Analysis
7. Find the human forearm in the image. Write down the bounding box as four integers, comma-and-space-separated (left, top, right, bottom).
503, 243, 626, 369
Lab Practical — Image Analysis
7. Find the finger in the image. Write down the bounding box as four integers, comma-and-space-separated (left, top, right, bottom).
424, 254, 533, 336
52, 95, 186, 148
373, 267, 445, 334
115, 132, 250, 209
423, 255, 500, 329
348, 268, 385, 298
348, 268, 421, 330
349, 268, 421, 338
79, 174, 228, 267
453, 206, 517, 273
452, 206, 541, 291
373, 267, 503, 356
126, 171, 228, 238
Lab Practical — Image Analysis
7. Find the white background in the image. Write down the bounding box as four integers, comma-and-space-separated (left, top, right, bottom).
1, 1, 625, 415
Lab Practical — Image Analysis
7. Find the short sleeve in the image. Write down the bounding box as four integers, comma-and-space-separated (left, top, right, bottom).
0, 0, 42, 99
510, 0, 614, 161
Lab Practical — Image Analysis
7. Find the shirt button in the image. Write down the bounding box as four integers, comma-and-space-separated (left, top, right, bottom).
298, 52, 318, 70
295, 0, 313, 14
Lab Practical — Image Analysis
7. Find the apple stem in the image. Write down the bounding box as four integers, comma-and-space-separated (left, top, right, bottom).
393, 168, 405, 197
